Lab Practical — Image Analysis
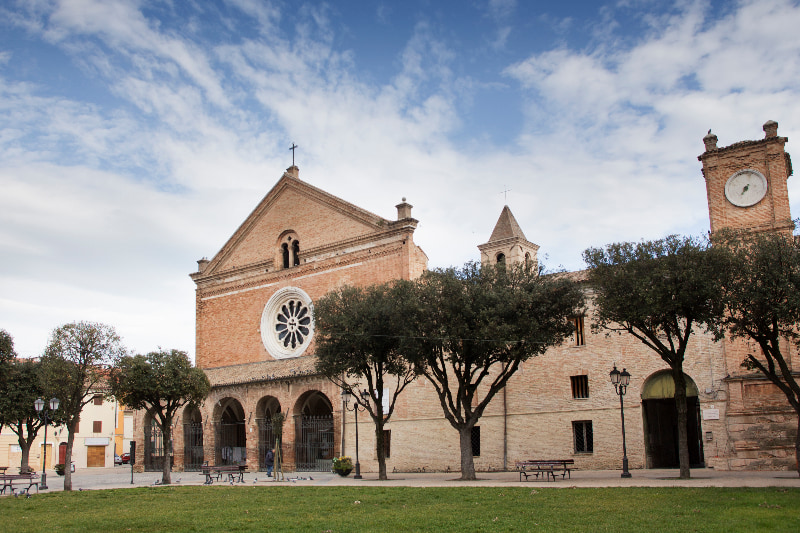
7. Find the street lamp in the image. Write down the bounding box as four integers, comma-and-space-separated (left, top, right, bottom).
609, 365, 632, 478
34, 397, 60, 490
341, 388, 370, 480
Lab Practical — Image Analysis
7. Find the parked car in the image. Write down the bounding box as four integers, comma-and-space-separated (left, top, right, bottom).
114, 454, 122, 466
120, 452, 130, 464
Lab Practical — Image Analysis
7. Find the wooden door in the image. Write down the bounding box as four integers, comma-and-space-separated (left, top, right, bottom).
87, 445, 105, 467
40, 444, 52, 469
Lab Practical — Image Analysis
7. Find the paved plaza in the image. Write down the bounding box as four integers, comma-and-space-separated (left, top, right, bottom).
25, 466, 800, 493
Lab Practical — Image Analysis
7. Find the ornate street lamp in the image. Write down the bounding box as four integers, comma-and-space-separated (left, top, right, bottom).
341, 388, 370, 480
34, 397, 60, 490
609, 365, 632, 478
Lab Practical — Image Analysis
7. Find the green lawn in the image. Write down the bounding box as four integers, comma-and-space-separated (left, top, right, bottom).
2, 486, 799, 532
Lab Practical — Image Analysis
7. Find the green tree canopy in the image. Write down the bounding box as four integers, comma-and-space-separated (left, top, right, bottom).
403, 262, 584, 480
583, 235, 724, 479
315, 280, 418, 480
41, 321, 126, 491
0, 356, 48, 473
109, 349, 210, 485
715, 230, 800, 476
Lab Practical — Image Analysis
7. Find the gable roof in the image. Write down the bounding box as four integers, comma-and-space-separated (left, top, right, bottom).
197, 167, 396, 277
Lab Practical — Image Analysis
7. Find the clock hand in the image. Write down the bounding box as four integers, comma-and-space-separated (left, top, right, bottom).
741, 184, 750, 195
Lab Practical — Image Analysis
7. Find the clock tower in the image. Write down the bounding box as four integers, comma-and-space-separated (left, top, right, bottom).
698, 120, 793, 237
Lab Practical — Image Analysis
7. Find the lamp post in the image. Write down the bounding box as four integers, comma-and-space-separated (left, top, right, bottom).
609, 365, 632, 478
341, 389, 370, 480
34, 397, 60, 490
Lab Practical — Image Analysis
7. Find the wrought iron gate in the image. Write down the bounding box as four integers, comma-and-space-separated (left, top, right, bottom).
294, 415, 334, 471
257, 418, 276, 471
215, 421, 246, 465
144, 419, 173, 472
183, 422, 204, 471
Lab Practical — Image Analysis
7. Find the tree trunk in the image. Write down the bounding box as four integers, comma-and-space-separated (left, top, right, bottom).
162, 422, 172, 485
374, 418, 387, 480
795, 413, 800, 477
673, 367, 691, 479
18, 436, 32, 474
63, 424, 75, 491
459, 426, 476, 480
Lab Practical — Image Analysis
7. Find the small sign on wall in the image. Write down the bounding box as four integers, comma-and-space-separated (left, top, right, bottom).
703, 408, 720, 420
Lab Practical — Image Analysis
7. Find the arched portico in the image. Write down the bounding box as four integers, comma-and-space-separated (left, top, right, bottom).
293, 390, 334, 471
143, 410, 172, 472
183, 405, 204, 471
256, 396, 282, 471
214, 398, 247, 465
641, 370, 704, 468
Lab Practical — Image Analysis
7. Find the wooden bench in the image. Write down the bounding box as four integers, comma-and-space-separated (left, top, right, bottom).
200, 463, 247, 484
515, 460, 574, 482
1, 473, 40, 495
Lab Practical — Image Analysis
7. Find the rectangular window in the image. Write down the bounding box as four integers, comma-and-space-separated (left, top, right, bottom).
471, 426, 481, 457
93, 395, 103, 406
93, 420, 102, 433
571, 316, 585, 346
383, 430, 391, 459
74, 421, 80, 433
573, 421, 593, 453
571, 375, 589, 399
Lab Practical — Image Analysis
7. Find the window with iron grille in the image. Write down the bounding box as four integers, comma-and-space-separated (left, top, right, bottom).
471, 426, 481, 457
383, 430, 391, 459
573, 421, 593, 453
571, 316, 585, 346
571, 375, 589, 399
93, 420, 102, 433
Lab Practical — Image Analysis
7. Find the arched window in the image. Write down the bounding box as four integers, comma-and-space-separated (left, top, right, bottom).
282, 243, 290, 268
292, 240, 300, 266
496, 253, 505, 265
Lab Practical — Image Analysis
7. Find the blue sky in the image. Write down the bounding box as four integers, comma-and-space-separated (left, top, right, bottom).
2, 0, 800, 359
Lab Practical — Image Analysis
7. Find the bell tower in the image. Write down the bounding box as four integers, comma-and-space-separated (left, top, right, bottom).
478, 206, 539, 270
698, 120, 793, 237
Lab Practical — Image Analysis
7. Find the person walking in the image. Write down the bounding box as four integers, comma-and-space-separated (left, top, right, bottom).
265, 448, 275, 477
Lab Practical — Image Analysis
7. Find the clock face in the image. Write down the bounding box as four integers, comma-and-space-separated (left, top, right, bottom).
724, 169, 767, 207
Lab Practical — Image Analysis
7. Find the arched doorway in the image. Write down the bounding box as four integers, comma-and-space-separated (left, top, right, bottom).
215, 398, 246, 465
642, 370, 704, 468
293, 391, 334, 472
183, 406, 204, 471
256, 396, 282, 471
144, 411, 172, 472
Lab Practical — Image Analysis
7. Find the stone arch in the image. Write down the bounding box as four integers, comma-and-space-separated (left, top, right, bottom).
143, 410, 171, 472
496, 252, 505, 265
293, 390, 335, 471
641, 370, 704, 469
213, 397, 247, 465
256, 396, 282, 471
277, 230, 301, 269
182, 405, 204, 471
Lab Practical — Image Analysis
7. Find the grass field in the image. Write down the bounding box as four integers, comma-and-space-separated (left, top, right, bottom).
2, 486, 799, 532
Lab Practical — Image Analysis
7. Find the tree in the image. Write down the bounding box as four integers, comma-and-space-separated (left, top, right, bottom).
404, 262, 584, 480
715, 230, 800, 476
41, 321, 126, 491
0, 360, 48, 473
315, 280, 419, 480
0, 331, 49, 473
583, 235, 724, 479
0, 329, 17, 434
109, 349, 210, 485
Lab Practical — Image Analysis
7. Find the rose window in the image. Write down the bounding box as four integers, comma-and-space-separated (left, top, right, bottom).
261, 287, 315, 359
275, 299, 311, 349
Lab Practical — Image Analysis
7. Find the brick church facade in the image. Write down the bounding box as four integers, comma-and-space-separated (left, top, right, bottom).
133, 121, 797, 474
